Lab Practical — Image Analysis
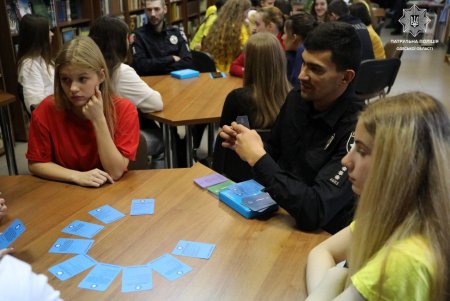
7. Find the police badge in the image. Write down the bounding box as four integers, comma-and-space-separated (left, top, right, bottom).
169, 35, 178, 45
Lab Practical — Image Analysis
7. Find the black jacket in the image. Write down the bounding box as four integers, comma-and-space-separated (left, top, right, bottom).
132, 23, 193, 75
339, 16, 375, 61
253, 88, 363, 234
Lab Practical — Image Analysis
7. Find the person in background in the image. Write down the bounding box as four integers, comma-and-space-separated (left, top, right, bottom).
213, 33, 291, 182
349, 2, 385, 59
275, 0, 293, 18
26, 37, 139, 187
189, 0, 227, 50
17, 14, 54, 113
328, 0, 375, 61
311, 0, 331, 22
202, 0, 251, 73
89, 16, 164, 164
260, 0, 275, 7
132, 0, 192, 75
220, 22, 363, 234
0, 195, 62, 301
283, 12, 317, 88
306, 92, 450, 301
230, 6, 284, 77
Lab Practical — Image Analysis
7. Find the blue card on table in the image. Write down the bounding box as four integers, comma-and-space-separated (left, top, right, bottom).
194, 173, 228, 189
122, 265, 153, 293
172, 240, 216, 259
241, 192, 277, 212
49, 238, 94, 254
61, 220, 104, 239
130, 199, 155, 216
0, 219, 26, 249
48, 254, 97, 281
78, 263, 122, 292
227, 180, 264, 197
89, 205, 125, 224
148, 253, 192, 281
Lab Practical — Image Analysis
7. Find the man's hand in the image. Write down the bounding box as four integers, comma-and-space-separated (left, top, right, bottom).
220, 122, 266, 166
72, 169, 114, 187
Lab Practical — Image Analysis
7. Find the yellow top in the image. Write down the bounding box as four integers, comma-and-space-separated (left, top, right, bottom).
350, 223, 435, 301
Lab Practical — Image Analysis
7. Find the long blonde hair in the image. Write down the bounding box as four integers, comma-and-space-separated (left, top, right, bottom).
54, 36, 116, 136
349, 92, 450, 300
243, 32, 290, 128
202, 0, 251, 68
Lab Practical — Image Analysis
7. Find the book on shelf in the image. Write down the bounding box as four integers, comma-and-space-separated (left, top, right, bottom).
78, 25, 90, 37
199, 0, 207, 13
30, 0, 49, 18
61, 26, 77, 43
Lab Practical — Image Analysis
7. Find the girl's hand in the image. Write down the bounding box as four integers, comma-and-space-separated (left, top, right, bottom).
82, 86, 105, 122
72, 169, 114, 187
0, 197, 7, 222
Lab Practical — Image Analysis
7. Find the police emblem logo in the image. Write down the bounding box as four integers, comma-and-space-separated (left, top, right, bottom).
346, 132, 355, 153
398, 4, 431, 37
169, 35, 178, 45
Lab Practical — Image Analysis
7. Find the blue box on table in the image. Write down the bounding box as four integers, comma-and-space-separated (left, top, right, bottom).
170, 69, 200, 79
218, 180, 279, 219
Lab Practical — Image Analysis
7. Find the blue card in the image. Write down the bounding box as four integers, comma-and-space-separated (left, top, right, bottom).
78, 263, 122, 292
148, 254, 192, 281
0, 219, 26, 249
61, 220, 104, 238
122, 265, 153, 293
88, 205, 125, 224
48, 254, 97, 281
172, 240, 216, 259
241, 192, 277, 212
130, 199, 154, 216
228, 180, 264, 197
49, 238, 94, 254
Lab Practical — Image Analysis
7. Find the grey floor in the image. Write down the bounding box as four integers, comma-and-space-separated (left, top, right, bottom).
1, 28, 449, 176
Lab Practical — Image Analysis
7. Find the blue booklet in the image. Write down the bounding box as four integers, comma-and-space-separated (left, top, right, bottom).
218, 180, 278, 218
170, 69, 200, 79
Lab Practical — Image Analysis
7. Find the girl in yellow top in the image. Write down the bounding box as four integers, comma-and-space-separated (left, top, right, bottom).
202, 0, 251, 73
306, 92, 450, 301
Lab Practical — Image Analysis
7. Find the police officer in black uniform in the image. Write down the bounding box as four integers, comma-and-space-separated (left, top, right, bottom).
132, 0, 193, 75
220, 22, 364, 234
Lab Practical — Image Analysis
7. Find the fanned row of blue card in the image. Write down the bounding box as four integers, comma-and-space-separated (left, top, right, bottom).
218, 180, 279, 219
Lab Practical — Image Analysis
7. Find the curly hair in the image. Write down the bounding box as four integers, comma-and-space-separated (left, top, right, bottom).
202, 0, 251, 69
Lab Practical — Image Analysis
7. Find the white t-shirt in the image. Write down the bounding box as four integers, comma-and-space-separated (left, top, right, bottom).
113, 63, 163, 113
0, 255, 62, 301
18, 57, 55, 113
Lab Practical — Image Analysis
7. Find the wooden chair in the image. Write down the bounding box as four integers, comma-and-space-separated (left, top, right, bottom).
354, 58, 401, 102
384, 41, 403, 59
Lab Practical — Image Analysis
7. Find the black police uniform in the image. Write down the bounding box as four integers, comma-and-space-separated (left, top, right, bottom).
339, 15, 375, 61
253, 88, 363, 234
132, 22, 193, 76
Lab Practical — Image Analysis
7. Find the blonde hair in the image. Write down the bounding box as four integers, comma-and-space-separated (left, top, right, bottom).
202, 0, 251, 68
349, 92, 450, 300
54, 36, 116, 136
257, 6, 284, 32
244, 32, 291, 128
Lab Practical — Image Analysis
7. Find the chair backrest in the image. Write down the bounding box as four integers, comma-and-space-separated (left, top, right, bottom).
212, 128, 271, 183
191, 50, 216, 72
128, 131, 150, 170
384, 41, 403, 59
353, 58, 401, 101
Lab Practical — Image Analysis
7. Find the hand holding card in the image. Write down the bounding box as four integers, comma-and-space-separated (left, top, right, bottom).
0, 219, 26, 249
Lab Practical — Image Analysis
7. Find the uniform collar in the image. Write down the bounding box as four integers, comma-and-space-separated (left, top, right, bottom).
308, 87, 358, 129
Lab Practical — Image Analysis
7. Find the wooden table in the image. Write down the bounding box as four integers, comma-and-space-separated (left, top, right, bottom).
0, 91, 18, 175
142, 73, 242, 168
0, 163, 329, 301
